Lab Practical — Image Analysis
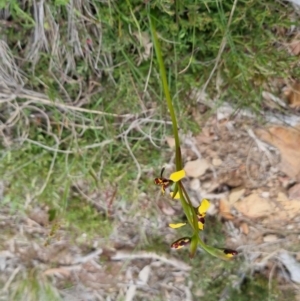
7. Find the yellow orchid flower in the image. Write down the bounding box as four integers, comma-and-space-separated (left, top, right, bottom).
155, 168, 186, 197
154, 167, 172, 194
197, 199, 210, 230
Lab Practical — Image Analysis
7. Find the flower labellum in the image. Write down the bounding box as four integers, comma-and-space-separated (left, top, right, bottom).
223, 248, 238, 258
154, 167, 173, 193
171, 237, 191, 249
197, 215, 205, 230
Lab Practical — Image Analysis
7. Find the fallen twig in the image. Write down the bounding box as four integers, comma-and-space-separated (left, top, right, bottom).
111, 251, 191, 271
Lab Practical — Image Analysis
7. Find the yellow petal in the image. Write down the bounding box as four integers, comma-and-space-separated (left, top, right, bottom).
198, 199, 210, 215
169, 223, 187, 229
198, 222, 204, 230
170, 191, 180, 199
169, 169, 186, 182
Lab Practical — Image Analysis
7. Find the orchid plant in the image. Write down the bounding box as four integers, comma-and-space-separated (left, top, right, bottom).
150, 18, 238, 260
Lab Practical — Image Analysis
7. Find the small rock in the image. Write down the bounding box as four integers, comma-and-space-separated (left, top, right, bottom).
263, 234, 279, 243
184, 159, 210, 178
166, 136, 175, 149
212, 158, 223, 167
261, 191, 270, 199
190, 178, 200, 191
229, 187, 245, 205
29, 208, 49, 226
202, 182, 213, 190
288, 183, 300, 200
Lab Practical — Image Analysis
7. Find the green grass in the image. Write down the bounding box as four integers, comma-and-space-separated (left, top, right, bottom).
6, 271, 62, 301
0, 0, 299, 300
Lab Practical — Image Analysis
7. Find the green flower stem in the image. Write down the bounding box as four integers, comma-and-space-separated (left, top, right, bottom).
180, 183, 199, 231
149, 16, 182, 171
178, 185, 194, 227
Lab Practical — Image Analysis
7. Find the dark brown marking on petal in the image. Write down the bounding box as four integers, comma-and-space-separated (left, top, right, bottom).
223, 248, 238, 256
197, 215, 205, 224
171, 237, 191, 249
